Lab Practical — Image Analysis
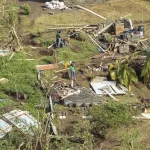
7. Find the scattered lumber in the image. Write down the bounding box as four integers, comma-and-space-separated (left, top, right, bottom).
36, 64, 58, 71
88, 35, 106, 52
94, 22, 114, 37
103, 89, 119, 101
91, 52, 108, 59
48, 26, 97, 30
55, 68, 69, 73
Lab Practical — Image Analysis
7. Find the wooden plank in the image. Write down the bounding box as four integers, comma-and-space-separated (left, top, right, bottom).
36, 64, 58, 71
103, 89, 119, 101
76, 5, 106, 20
87, 35, 106, 53
48, 26, 97, 30
91, 52, 108, 59
3, 112, 28, 120
55, 68, 69, 73
95, 23, 113, 37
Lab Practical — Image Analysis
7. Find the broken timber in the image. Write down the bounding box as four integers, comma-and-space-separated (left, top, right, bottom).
76, 5, 106, 21
48, 26, 97, 30
36, 64, 58, 71
88, 35, 106, 52
95, 22, 114, 37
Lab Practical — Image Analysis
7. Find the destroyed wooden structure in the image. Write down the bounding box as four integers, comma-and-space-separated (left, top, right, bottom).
51, 81, 105, 106
0, 110, 39, 138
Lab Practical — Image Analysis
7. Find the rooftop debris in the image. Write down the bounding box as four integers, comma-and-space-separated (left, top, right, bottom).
90, 80, 126, 95
51, 82, 105, 106
63, 87, 105, 106
0, 110, 39, 139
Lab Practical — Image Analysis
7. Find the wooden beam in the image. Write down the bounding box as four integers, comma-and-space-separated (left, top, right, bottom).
76, 5, 106, 21
36, 64, 58, 71
88, 35, 106, 53
48, 26, 97, 30
94, 23, 113, 37
55, 68, 69, 73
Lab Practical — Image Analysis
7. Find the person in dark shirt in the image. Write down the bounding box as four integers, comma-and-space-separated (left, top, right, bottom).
56, 30, 61, 48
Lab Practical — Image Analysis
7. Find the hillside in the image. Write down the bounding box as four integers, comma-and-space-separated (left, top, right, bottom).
0, 0, 150, 149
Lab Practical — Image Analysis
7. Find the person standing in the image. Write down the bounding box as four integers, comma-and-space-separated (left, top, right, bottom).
66, 30, 71, 45
70, 63, 76, 80
56, 30, 61, 48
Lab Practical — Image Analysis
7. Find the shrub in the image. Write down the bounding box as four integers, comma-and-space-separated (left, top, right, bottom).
22, 4, 31, 15
89, 101, 136, 138
40, 40, 55, 47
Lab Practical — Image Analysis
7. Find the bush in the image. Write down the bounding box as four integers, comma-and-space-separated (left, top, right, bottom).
40, 40, 55, 47
89, 101, 136, 138
22, 4, 30, 15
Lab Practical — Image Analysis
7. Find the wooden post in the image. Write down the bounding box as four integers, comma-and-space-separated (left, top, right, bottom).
49, 96, 54, 119
71, 79, 73, 87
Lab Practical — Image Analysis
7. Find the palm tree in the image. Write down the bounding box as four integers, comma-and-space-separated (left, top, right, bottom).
135, 49, 150, 84
116, 61, 138, 91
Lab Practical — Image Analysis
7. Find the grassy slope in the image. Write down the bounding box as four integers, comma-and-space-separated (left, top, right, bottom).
22, 0, 150, 34
0, 0, 150, 149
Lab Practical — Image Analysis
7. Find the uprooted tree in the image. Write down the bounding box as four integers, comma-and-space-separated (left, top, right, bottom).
0, 0, 22, 51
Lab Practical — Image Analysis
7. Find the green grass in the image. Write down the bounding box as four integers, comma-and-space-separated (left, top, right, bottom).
57, 40, 98, 62
0, 51, 45, 115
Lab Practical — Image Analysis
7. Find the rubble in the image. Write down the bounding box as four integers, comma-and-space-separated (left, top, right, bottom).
44, 1, 71, 10
90, 80, 126, 95
51, 83, 105, 106
0, 110, 39, 139
63, 87, 105, 106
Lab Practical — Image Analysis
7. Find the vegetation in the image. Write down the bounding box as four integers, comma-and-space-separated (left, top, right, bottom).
21, 3, 31, 15
89, 101, 136, 138
116, 61, 138, 90
0, 0, 150, 149
120, 130, 144, 150
109, 60, 138, 90
137, 50, 150, 84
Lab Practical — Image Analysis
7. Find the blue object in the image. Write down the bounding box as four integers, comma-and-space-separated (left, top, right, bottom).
98, 48, 104, 53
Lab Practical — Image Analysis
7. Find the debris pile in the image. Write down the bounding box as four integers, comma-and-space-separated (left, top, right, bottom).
0, 110, 39, 139
63, 87, 104, 106
44, 1, 70, 10
51, 82, 105, 106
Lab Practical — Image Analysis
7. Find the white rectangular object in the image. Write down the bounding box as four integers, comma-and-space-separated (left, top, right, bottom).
90, 81, 126, 95
0, 119, 12, 139
2, 110, 38, 135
